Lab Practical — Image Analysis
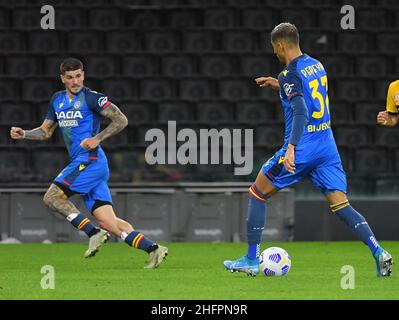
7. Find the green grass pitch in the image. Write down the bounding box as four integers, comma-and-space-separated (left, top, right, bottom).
0, 242, 397, 300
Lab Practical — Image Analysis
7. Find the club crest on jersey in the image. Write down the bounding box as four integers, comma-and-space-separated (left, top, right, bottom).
56, 110, 83, 128
73, 101, 82, 109
283, 83, 294, 96
394, 93, 399, 104
98, 96, 108, 108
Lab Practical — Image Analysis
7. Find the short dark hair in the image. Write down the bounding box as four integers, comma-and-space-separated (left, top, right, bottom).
271, 22, 299, 46
60, 57, 84, 74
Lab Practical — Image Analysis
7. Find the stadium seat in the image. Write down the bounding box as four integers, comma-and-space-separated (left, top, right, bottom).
122, 54, 159, 77
236, 101, 275, 124
106, 31, 142, 53
241, 9, 276, 29
354, 103, 384, 124
354, 147, 390, 174
68, 31, 103, 53
0, 31, 26, 53
120, 101, 155, 124
337, 33, 370, 53
333, 125, 370, 147
196, 101, 235, 124
140, 78, 176, 100
31, 147, 69, 182
335, 80, 370, 101
218, 78, 253, 100
318, 9, 341, 30
127, 9, 162, 29
6, 55, 42, 76
0, 101, 32, 124
281, 9, 316, 29
158, 101, 195, 122
101, 131, 129, 148
357, 9, 392, 30
0, 147, 29, 182
166, 9, 202, 28
0, 79, 18, 101
300, 31, 333, 53
145, 31, 180, 52
347, 177, 373, 196
254, 125, 285, 147
374, 127, 399, 147
240, 55, 272, 77
394, 148, 399, 171
200, 54, 237, 77
377, 33, 399, 54
102, 78, 138, 100
204, 8, 238, 29
12, 8, 41, 30
54, 8, 87, 30
0, 7, 10, 28
162, 55, 197, 77
375, 178, 399, 196
356, 56, 388, 77
89, 9, 123, 29
21, 79, 56, 101
338, 147, 352, 173
179, 78, 214, 100
379, 0, 399, 7
330, 101, 353, 124
222, 31, 256, 52
85, 56, 120, 77
29, 31, 63, 53
183, 31, 220, 52
374, 79, 391, 101
319, 54, 353, 77
43, 55, 65, 76
108, 149, 140, 182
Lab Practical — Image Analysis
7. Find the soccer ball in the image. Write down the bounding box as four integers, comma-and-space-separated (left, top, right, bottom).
259, 247, 291, 277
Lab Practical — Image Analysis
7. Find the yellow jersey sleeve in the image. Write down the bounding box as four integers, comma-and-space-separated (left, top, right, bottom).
386, 80, 399, 114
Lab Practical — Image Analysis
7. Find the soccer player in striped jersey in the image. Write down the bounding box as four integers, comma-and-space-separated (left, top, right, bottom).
223, 23, 392, 277
10, 58, 168, 268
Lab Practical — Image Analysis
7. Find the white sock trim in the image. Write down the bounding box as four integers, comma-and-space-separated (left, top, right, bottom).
66, 213, 79, 222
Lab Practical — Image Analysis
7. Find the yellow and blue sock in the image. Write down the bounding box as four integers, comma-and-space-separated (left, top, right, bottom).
122, 231, 158, 253
331, 201, 381, 256
67, 213, 99, 237
247, 184, 267, 260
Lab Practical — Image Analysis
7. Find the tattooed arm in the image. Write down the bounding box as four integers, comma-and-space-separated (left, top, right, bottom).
10, 119, 58, 141
80, 103, 128, 150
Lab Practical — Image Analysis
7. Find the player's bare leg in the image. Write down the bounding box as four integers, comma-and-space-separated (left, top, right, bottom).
325, 191, 393, 277
93, 205, 168, 268
224, 170, 278, 276
43, 184, 109, 258
43, 184, 80, 218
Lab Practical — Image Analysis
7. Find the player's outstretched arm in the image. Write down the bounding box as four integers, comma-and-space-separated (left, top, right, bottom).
377, 111, 399, 127
255, 77, 280, 90
10, 119, 58, 141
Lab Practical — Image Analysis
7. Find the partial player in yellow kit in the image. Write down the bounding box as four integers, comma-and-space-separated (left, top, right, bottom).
377, 80, 399, 127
